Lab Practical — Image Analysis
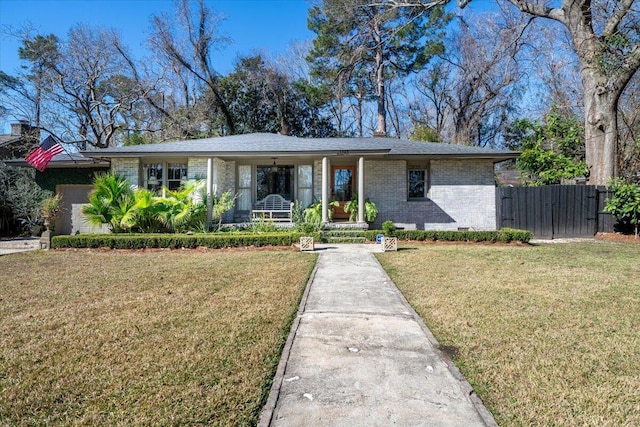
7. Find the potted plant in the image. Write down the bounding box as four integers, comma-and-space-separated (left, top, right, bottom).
303, 200, 339, 224
381, 220, 398, 251
343, 194, 378, 223
41, 193, 62, 234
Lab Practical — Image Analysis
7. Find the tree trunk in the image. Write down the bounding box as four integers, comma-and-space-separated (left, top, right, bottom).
355, 92, 364, 138
373, 18, 386, 137
375, 48, 386, 136
582, 70, 620, 185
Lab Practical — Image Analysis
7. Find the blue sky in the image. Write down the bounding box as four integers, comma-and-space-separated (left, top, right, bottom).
0, 0, 315, 76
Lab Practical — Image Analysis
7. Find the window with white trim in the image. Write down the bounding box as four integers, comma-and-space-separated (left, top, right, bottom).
256, 165, 294, 201
143, 162, 187, 192
237, 165, 252, 211
297, 165, 313, 208
408, 165, 429, 200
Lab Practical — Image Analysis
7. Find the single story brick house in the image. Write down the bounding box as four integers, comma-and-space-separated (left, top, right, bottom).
75, 133, 518, 231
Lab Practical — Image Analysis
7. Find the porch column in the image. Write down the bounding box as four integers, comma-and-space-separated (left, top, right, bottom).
322, 156, 329, 223
206, 157, 213, 228
358, 156, 365, 224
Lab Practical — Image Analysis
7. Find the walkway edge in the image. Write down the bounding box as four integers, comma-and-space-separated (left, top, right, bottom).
376, 254, 499, 427
258, 256, 319, 427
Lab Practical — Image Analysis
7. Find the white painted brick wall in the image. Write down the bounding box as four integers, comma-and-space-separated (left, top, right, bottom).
108, 156, 496, 229
222, 160, 236, 194
188, 158, 208, 180
313, 159, 323, 201
111, 158, 140, 187
365, 160, 406, 224
364, 159, 496, 230
427, 160, 496, 230
187, 157, 233, 194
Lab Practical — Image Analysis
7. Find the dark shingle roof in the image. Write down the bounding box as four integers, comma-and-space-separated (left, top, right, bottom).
81, 133, 518, 161
5, 152, 110, 168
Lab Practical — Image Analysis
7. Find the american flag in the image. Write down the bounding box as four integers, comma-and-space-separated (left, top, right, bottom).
25, 136, 64, 172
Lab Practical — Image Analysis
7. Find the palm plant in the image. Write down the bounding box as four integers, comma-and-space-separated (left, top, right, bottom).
155, 180, 206, 233
83, 172, 135, 233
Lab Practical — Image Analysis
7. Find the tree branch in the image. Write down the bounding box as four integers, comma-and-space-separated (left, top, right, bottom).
620, 44, 640, 89
505, 0, 564, 22
603, 0, 636, 38
365, 0, 452, 9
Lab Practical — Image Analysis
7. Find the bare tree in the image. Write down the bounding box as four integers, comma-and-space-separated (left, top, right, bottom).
389, 0, 640, 183
529, 23, 583, 119
449, 10, 531, 145
149, 0, 235, 135
406, 6, 530, 146
45, 25, 145, 148
407, 61, 450, 141
618, 75, 640, 178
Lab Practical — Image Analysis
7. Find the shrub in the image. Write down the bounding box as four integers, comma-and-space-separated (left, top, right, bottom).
604, 179, 640, 237
1, 161, 51, 235
155, 180, 207, 233
364, 228, 531, 243
52, 232, 313, 250
82, 172, 139, 233
210, 191, 237, 231
82, 174, 236, 234
381, 220, 396, 236
248, 216, 279, 233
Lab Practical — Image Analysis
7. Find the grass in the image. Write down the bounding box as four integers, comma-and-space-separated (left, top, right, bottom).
377, 241, 640, 426
0, 249, 316, 426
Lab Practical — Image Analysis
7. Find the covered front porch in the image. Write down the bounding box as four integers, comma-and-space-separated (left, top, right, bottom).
201, 154, 376, 227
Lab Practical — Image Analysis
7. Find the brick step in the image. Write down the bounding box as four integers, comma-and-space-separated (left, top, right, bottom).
322, 236, 368, 244
321, 230, 367, 238
323, 222, 369, 230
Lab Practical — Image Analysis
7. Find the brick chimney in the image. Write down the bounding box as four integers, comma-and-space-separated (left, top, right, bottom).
11, 120, 30, 136
10, 121, 39, 143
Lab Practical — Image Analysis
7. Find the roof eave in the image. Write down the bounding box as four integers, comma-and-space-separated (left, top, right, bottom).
3, 158, 110, 168
81, 148, 393, 158
387, 153, 520, 162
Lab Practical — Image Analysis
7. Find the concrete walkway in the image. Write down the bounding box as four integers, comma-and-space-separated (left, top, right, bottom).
260, 244, 496, 427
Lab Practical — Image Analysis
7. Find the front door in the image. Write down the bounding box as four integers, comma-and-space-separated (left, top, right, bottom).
331, 166, 355, 220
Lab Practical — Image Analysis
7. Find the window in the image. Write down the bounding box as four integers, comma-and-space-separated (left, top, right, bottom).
237, 165, 252, 211
144, 163, 163, 192
143, 162, 187, 192
167, 163, 187, 190
408, 166, 428, 199
297, 165, 313, 208
256, 165, 294, 201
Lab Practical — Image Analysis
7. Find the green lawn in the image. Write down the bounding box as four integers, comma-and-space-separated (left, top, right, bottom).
378, 241, 640, 426
0, 249, 316, 426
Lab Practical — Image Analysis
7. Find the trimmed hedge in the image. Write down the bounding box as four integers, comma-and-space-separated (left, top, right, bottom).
51, 228, 530, 249
364, 228, 532, 243
52, 232, 321, 250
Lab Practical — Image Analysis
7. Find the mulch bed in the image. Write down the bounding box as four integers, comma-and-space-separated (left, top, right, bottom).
595, 232, 640, 244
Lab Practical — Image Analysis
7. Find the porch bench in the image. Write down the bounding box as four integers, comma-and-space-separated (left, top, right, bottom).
251, 194, 294, 222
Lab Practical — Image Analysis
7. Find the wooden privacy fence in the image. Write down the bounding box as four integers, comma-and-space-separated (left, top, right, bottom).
496, 185, 615, 239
